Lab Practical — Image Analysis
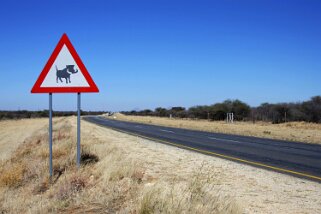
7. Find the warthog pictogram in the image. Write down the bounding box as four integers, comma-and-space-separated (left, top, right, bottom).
56, 65, 78, 84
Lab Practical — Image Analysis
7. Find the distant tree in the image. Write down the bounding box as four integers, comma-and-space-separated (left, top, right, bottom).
140, 109, 153, 116
155, 107, 168, 117
209, 103, 228, 120
230, 99, 251, 120
271, 104, 290, 123
288, 103, 306, 121
207, 100, 250, 121
169, 107, 186, 118
170, 107, 185, 112
188, 105, 210, 119
301, 96, 321, 123
130, 110, 137, 115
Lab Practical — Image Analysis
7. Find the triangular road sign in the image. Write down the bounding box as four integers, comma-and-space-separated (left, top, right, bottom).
31, 33, 99, 93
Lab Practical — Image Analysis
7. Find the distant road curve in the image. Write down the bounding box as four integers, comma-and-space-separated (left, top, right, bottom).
84, 116, 321, 182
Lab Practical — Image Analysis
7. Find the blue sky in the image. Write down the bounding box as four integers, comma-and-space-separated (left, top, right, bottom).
0, 0, 320, 111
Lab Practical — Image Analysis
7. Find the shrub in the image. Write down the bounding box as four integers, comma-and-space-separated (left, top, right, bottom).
0, 162, 26, 188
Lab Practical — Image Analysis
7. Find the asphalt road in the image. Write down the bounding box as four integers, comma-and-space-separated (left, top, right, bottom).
84, 116, 321, 182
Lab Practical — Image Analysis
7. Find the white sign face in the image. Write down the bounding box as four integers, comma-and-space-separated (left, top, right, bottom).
40, 45, 90, 87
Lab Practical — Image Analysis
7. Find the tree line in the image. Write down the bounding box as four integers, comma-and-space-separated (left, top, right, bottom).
121, 96, 321, 123
0, 110, 108, 120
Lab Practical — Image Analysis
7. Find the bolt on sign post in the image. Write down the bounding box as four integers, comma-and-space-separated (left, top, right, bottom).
31, 33, 99, 178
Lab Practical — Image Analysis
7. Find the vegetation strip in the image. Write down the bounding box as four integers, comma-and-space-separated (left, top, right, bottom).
122, 96, 321, 124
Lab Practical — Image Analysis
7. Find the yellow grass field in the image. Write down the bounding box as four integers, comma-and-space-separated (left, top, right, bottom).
109, 113, 321, 145
0, 118, 48, 161
0, 117, 320, 213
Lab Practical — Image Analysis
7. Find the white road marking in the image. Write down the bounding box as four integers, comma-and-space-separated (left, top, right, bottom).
208, 136, 242, 143
160, 129, 175, 133
135, 125, 142, 128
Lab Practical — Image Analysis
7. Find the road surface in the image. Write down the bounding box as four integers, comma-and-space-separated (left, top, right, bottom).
84, 116, 321, 182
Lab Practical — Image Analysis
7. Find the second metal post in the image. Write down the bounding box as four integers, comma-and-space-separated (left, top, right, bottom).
49, 93, 53, 178
77, 93, 81, 168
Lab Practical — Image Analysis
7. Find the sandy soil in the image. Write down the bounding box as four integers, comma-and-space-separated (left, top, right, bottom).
0, 118, 48, 161
82, 119, 321, 214
108, 113, 321, 145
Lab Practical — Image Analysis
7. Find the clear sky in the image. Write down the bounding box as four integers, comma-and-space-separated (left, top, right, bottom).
0, 0, 320, 111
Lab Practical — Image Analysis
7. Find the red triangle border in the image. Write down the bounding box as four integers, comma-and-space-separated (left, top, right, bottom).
31, 33, 99, 93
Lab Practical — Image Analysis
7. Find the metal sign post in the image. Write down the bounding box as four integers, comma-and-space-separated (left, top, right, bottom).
49, 93, 53, 178
31, 34, 99, 178
77, 93, 81, 168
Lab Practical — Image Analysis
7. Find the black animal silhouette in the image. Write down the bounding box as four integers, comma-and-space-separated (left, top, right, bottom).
56, 65, 78, 84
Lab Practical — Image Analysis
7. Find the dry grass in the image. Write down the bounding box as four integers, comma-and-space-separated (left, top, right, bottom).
0, 118, 48, 161
109, 113, 321, 144
0, 117, 240, 213
0, 162, 26, 188
140, 165, 239, 214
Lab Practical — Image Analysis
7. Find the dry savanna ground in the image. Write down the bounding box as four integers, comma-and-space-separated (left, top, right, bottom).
109, 113, 321, 145
0, 117, 320, 213
0, 118, 48, 161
